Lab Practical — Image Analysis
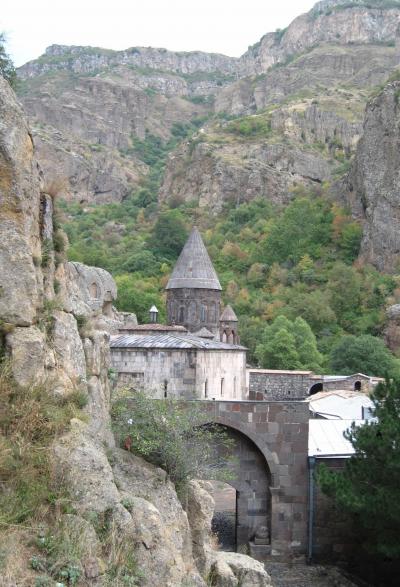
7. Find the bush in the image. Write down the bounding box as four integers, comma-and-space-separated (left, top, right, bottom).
112, 390, 236, 494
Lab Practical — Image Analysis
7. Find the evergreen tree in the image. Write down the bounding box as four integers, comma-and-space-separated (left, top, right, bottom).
0, 34, 16, 87
318, 378, 400, 558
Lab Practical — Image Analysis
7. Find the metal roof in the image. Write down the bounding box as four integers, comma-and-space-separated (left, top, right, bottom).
220, 305, 238, 322
110, 332, 246, 351
307, 391, 374, 420
309, 419, 365, 457
166, 227, 222, 291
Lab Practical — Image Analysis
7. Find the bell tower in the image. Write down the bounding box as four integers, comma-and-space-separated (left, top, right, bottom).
166, 227, 222, 337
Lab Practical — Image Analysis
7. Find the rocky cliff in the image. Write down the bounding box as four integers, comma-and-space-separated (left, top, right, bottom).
341, 78, 400, 272
0, 75, 272, 586
15, 0, 400, 206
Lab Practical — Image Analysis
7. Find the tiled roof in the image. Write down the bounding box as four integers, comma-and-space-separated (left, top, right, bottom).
166, 227, 222, 291
110, 332, 246, 351
220, 305, 238, 322
193, 327, 215, 338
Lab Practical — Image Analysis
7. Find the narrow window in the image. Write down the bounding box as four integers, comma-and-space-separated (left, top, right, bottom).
179, 306, 185, 322
233, 376, 237, 398
164, 380, 168, 398
200, 305, 207, 322
221, 378, 224, 397
205, 379, 208, 398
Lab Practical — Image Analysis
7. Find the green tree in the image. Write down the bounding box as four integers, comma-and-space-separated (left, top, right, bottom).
318, 378, 400, 558
327, 262, 361, 327
112, 390, 235, 494
259, 197, 332, 266
0, 34, 16, 87
256, 317, 301, 369
149, 210, 188, 260
256, 315, 323, 371
292, 317, 323, 372
330, 334, 397, 377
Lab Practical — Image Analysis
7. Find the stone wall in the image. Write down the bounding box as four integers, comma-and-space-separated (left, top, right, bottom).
110, 346, 246, 400
200, 400, 310, 560
322, 374, 371, 393
312, 458, 356, 561
167, 287, 221, 336
248, 370, 314, 400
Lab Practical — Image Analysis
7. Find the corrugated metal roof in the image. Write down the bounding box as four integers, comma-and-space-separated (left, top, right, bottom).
166, 227, 222, 291
110, 332, 246, 351
308, 419, 365, 457
307, 391, 374, 420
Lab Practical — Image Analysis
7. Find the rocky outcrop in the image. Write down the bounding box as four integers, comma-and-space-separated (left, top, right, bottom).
187, 480, 273, 587
384, 304, 400, 354
342, 79, 400, 272
160, 136, 332, 212
0, 74, 208, 586
239, 0, 400, 75
19, 43, 238, 79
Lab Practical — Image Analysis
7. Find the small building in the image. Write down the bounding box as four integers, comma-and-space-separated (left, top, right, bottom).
110, 331, 247, 400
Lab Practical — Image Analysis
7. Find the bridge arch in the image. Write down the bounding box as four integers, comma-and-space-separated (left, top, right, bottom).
205, 422, 272, 553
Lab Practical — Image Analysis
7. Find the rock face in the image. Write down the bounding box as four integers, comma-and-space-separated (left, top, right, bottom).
342, 80, 400, 272
187, 480, 273, 587
239, 0, 400, 75
16, 1, 400, 207
0, 75, 209, 586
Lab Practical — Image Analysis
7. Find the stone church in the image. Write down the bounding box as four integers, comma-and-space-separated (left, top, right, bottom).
110, 227, 246, 399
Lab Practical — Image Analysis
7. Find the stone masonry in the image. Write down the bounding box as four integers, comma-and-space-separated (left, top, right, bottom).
248, 370, 315, 400
199, 400, 309, 560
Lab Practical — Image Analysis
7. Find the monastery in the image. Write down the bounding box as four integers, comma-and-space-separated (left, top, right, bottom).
110, 227, 247, 399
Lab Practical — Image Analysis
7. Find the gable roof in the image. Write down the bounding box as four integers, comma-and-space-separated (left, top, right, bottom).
166, 227, 222, 291
110, 332, 246, 351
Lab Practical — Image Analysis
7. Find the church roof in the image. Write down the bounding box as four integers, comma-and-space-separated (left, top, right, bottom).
166, 227, 222, 291
110, 333, 246, 351
220, 305, 238, 322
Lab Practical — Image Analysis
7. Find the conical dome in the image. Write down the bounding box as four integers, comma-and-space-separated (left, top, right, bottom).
220, 305, 238, 322
166, 227, 222, 291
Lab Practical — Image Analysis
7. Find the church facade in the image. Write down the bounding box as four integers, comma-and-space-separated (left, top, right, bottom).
110, 227, 246, 399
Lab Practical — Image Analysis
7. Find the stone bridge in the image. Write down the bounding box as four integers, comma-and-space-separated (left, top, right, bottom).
196, 400, 309, 561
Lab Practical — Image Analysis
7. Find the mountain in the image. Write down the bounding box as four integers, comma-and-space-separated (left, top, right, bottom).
12, 0, 400, 364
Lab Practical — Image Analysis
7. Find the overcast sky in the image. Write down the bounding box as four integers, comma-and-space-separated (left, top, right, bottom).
2, 0, 317, 67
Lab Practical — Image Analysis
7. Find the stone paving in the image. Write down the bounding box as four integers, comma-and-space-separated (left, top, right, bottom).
265, 563, 361, 587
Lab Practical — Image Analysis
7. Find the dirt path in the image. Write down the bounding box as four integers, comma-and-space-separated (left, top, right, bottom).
265, 563, 361, 587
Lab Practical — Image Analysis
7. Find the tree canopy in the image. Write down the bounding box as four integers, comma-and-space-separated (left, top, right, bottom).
330, 334, 399, 377
0, 34, 16, 87
318, 378, 400, 560
256, 315, 323, 371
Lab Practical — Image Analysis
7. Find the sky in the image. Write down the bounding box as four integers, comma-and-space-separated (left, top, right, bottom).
1, 0, 318, 67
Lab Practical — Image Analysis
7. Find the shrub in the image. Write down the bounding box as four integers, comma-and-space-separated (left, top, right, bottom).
112, 390, 236, 494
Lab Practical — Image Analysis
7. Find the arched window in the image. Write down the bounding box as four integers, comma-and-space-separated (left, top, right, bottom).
179, 306, 185, 323
200, 305, 207, 323
233, 376, 237, 398
204, 379, 208, 398
164, 380, 168, 398
220, 378, 224, 397
209, 302, 216, 322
